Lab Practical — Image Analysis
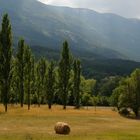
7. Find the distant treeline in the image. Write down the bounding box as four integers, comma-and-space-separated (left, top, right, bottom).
29, 45, 140, 80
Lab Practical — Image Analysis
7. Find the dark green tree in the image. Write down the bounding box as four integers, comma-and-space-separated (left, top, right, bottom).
81, 93, 92, 109
99, 76, 121, 97
58, 41, 71, 109
10, 58, 19, 105
112, 69, 140, 117
92, 96, 99, 111
24, 45, 33, 110
30, 55, 35, 105
131, 69, 140, 117
16, 39, 26, 107
45, 61, 55, 109
0, 42, 2, 102
73, 59, 81, 109
110, 87, 122, 110
35, 57, 47, 107
118, 69, 140, 117
0, 14, 12, 112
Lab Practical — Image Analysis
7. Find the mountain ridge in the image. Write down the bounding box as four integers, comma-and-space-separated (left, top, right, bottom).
0, 0, 140, 61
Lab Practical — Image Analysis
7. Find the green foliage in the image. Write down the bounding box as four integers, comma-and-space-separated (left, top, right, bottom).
35, 57, 47, 106
24, 45, 34, 110
92, 96, 99, 106
81, 93, 92, 107
81, 78, 96, 95
119, 108, 130, 116
0, 13, 12, 112
58, 41, 71, 109
45, 61, 55, 109
16, 39, 27, 107
97, 95, 110, 106
10, 57, 19, 104
112, 69, 140, 117
82, 59, 140, 80
99, 76, 121, 97
73, 59, 81, 109
110, 87, 122, 109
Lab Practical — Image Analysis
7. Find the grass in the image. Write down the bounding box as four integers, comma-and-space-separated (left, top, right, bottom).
0, 105, 140, 140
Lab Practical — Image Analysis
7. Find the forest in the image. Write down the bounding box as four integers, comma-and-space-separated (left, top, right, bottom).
0, 13, 140, 118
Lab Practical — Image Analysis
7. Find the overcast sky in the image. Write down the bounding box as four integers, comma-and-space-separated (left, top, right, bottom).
38, 0, 140, 19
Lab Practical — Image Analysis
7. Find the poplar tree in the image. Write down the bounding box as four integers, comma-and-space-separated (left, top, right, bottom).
73, 59, 81, 109
16, 39, 26, 107
0, 14, 12, 112
10, 58, 19, 104
45, 61, 55, 109
58, 41, 71, 109
30, 55, 35, 105
0, 42, 2, 102
36, 57, 47, 107
24, 45, 33, 110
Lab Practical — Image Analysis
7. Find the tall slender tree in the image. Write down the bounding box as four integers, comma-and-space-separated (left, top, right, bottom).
10, 58, 19, 105
73, 59, 81, 109
58, 41, 71, 109
30, 55, 35, 105
0, 43, 2, 102
16, 39, 26, 107
36, 57, 47, 107
0, 14, 12, 112
24, 45, 33, 110
45, 61, 55, 109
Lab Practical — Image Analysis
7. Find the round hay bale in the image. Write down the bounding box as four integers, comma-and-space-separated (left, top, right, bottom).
54, 122, 70, 135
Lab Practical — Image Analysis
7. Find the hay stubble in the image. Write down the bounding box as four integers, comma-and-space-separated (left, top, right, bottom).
0, 105, 140, 140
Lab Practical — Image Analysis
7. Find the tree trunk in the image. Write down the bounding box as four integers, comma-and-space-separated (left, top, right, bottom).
4, 81, 8, 112
5, 104, 7, 112
63, 89, 67, 110
38, 93, 40, 107
63, 105, 66, 110
28, 104, 30, 110
75, 105, 80, 109
48, 104, 52, 109
27, 83, 30, 110
20, 73, 24, 107
134, 109, 139, 117
20, 85, 24, 107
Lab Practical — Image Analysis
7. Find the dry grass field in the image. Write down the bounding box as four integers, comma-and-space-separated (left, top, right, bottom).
0, 104, 140, 140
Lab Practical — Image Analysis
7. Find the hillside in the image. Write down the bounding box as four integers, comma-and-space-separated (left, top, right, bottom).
1, 0, 140, 79
0, 0, 140, 61
30, 46, 140, 79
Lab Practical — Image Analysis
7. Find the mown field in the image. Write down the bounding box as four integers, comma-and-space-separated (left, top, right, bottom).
0, 105, 140, 140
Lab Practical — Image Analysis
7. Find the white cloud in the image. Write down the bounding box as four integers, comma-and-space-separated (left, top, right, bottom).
38, 0, 140, 18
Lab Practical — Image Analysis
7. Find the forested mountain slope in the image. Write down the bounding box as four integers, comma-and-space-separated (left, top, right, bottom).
1, 0, 140, 61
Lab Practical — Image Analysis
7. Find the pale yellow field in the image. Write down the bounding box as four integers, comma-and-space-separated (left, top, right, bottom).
0, 104, 140, 140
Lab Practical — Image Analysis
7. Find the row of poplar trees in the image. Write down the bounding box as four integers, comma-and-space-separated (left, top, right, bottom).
0, 14, 81, 112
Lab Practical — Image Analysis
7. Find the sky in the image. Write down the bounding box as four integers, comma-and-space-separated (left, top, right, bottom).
38, 0, 140, 19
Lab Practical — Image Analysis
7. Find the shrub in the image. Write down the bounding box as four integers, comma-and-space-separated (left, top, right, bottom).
119, 108, 130, 116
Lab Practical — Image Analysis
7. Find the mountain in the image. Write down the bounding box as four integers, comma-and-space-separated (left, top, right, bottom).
29, 46, 140, 79
1, 0, 140, 79
1, 0, 140, 61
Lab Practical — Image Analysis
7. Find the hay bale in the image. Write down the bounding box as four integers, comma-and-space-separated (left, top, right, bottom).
54, 122, 70, 135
